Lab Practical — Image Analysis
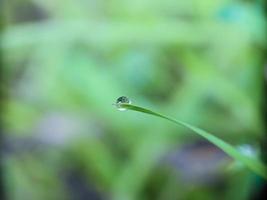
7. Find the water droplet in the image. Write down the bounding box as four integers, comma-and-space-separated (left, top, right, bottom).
115, 96, 131, 111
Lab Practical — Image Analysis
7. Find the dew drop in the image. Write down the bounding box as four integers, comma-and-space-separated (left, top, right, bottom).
115, 96, 131, 111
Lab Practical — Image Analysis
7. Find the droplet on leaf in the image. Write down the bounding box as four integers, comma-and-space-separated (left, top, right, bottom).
115, 96, 131, 111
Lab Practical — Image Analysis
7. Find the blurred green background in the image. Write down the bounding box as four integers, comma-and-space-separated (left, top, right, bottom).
1, 0, 267, 200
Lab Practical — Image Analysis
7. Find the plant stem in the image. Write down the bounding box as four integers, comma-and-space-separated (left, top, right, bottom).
119, 103, 267, 180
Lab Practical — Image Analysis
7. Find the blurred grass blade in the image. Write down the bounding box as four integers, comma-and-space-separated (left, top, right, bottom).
119, 103, 267, 179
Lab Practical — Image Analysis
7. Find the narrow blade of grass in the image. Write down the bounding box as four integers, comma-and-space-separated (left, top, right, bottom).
119, 103, 267, 179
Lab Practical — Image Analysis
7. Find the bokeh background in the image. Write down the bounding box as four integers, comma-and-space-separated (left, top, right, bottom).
1, 0, 267, 200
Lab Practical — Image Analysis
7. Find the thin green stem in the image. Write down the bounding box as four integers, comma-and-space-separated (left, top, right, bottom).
119, 103, 267, 179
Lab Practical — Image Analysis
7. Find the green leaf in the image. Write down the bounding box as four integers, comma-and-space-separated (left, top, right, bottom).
118, 103, 267, 180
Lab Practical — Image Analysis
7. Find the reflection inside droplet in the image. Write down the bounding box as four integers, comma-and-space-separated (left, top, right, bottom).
115, 96, 131, 111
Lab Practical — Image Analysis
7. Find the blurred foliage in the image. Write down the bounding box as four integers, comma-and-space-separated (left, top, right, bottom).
1, 0, 267, 200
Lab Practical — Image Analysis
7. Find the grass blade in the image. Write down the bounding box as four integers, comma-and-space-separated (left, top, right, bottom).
118, 103, 267, 179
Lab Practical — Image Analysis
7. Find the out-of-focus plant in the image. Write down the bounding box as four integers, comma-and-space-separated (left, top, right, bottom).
1, 0, 266, 200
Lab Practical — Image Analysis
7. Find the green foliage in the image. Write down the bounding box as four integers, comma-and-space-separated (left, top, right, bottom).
119, 103, 267, 179
1, 0, 267, 200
